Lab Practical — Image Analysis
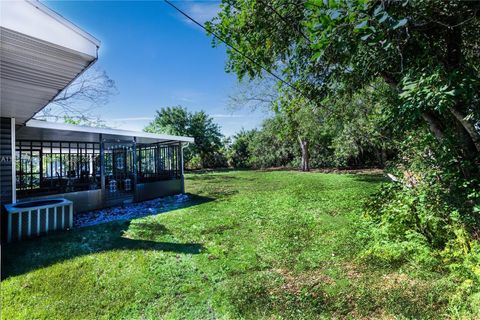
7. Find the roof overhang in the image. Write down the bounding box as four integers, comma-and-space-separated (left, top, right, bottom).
17, 120, 195, 144
0, 0, 100, 125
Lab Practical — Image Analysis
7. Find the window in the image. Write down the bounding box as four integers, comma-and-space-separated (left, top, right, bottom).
137, 143, 180, 183
16, 140, 101, 198
15, 140, 182, 198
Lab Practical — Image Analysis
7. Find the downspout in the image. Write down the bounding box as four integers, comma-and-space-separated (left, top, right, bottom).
99, 134, 105, 206
132, 137, 138, 202
180, 142, 189, 194
11, 118, 16, 203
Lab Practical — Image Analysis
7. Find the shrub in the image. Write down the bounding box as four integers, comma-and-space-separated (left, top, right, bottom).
360, 173, 480, 315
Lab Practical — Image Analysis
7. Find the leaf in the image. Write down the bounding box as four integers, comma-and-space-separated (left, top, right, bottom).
330, 10, 341, 20
320, 15, 331, 27
311, 51, 322, 60
403, 83, 417, 91
399, 91, 410, 99
354, 20, 368, 30
328, 0, 338, 9
378, 13, 389, 23
373, 6, 383, 16
392, 18, 408, 29
361, 34, 371, 41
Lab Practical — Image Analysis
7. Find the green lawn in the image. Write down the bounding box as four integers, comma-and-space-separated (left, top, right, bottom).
1, 171, 451, 319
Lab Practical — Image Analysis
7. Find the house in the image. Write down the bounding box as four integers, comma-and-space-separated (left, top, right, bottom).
0, 1, 193, 241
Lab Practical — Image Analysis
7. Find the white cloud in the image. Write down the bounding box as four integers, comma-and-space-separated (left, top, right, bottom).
188, 2, 220, 23
179, 97, 195, 103
175, 1, 221, 25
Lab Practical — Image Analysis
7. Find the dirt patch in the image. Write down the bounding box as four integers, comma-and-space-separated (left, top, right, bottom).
273, 268, 335, 295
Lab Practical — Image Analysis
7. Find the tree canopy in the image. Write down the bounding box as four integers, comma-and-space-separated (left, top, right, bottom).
145, 106, 225, 168
208, 0, 480, 175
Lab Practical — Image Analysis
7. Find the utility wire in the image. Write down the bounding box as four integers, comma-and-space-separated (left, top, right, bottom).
163, 0, 309, 99
257, 0, 311, 45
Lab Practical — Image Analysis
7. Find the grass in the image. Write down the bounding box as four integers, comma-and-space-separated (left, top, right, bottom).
1, 170, 454, 319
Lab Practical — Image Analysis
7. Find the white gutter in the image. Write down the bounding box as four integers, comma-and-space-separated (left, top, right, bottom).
0, 0, 100, 57
26, 0, 101, 47
25, 119, 195, 143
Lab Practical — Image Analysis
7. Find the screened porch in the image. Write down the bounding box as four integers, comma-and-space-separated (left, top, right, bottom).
14, 120, 193, 212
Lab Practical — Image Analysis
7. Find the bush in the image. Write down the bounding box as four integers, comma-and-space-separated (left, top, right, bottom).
360, 175, 480, 315
356, 126, 480, 316
228, 130, 256, 168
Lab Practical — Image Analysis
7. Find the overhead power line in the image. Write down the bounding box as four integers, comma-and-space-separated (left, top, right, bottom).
163, 0, 310, 100
257, 0, 311, 45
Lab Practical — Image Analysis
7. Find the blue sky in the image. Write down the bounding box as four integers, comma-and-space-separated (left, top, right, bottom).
44, 0, 269, 137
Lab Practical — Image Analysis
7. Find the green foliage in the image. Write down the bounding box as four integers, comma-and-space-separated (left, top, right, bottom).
227, 129, 256, 168
362, 183, 450, 265
210, 0, 480, 168
324, 80, 396, 167
63, 116, 82, 125
361, 179, 480, 314
398, 67, 480, 126
305, 0, 480, 168
399, 69, 457, 115
144, 106, 225, 168
227, 80, 395, 170
63, 115, 106, 127
359, 127, 480, 314
247, 115, 297, 168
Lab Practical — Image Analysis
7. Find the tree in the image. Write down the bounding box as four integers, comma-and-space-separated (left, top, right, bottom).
144, 106, 225, 168
228, 129, 256, 168
209, 0, 479, 176
208, 1, 480, 301
248, 115, 297, 168
35, 67, 117, 126
275, 93, 324, 171
305, 0, 480, 173
324, 80, 396, 167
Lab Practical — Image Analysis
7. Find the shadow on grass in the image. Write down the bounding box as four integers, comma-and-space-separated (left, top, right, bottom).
350, 173, 389, 184
186, 173, 256, 183
1, 195, 212, 280
185, 168, 250, 175
186, 175, 240, 181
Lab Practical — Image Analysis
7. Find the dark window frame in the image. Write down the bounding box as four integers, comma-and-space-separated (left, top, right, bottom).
16, 140, 101, 198
137, 143, 180, 183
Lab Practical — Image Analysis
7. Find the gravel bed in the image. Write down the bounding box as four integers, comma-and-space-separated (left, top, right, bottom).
73, 194, 190, 228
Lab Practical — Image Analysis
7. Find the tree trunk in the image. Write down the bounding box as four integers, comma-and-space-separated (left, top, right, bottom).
421, 112, 445, 142
381, 147, 387, 167
422, 111, 478, 174
449, 105, 480, 153
442, 16, 479, 160
298, 137, 309, 172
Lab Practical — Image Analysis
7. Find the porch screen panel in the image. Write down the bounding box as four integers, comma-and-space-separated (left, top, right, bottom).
137, 143, 180, 183
16, 140, 101, 198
